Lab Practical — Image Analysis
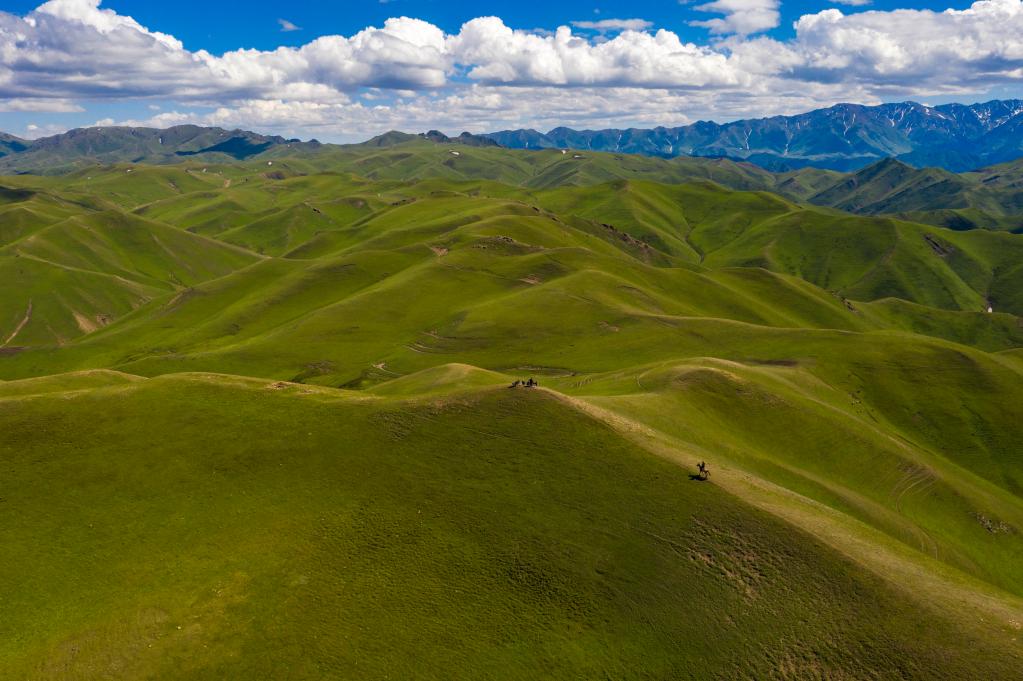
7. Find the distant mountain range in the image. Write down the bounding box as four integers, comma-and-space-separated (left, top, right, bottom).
0, 125, 324, 174
3, 99, 1023, 176
2, 111, 1023, 231
483, 100, 1023, 172
0, 125, 505, 174
0, 132, 29, 157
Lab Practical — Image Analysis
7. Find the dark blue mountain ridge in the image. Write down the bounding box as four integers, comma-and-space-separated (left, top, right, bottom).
2, 99, 1021, 175
483, 100, 1023, 172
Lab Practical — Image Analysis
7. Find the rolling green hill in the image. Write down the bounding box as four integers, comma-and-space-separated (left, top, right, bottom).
4, 374, 1023, 678
0, 204, 259, 347
4, 376, 1020, 678
2, 145, 1023, 678
11, 127, 1023, 236
805, 158, 1023, 232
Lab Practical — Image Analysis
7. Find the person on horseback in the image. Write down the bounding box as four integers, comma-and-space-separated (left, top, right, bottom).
697, 461, 710, 480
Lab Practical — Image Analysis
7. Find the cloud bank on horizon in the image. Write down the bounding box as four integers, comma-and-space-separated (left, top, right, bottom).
2, 0, 1023, 141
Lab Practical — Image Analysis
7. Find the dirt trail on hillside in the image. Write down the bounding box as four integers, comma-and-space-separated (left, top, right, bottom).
541, 387, 1023, 638
3, 300, 32, 346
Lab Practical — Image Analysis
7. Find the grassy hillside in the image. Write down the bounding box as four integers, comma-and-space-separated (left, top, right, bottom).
0, 207, 259, 347
2, 375, 1021, 679
6, 127, 1023, 233
807, 158, 1023, 232
2, 149, 1023, 678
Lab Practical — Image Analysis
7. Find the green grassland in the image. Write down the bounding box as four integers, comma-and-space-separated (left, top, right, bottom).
2, 376, 1021, 679
802, 158, 1023, 232
2, 141, 1023, 678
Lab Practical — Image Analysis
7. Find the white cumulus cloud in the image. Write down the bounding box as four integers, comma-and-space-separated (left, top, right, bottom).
689, 0, 781, 36
0, 0, 1022, 140
780, 1, 1023, 89
570, 19, 654, 32
448, 18, 746, 88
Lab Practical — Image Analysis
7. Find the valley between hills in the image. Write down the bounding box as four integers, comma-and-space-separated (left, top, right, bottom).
2, 137, 1023, 678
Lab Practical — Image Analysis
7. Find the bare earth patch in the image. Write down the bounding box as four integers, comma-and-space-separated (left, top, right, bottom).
3, 299, 32, 346
72, 311, 112, 335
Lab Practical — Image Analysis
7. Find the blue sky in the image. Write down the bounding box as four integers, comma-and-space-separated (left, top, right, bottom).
0, 0, 1020, 141
0, 0, 975, 51
1, 0, 973, 50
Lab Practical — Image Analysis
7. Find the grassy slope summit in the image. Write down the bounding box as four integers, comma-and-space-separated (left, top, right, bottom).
2, 142, 1023, 678
2, 376, 1020, 679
